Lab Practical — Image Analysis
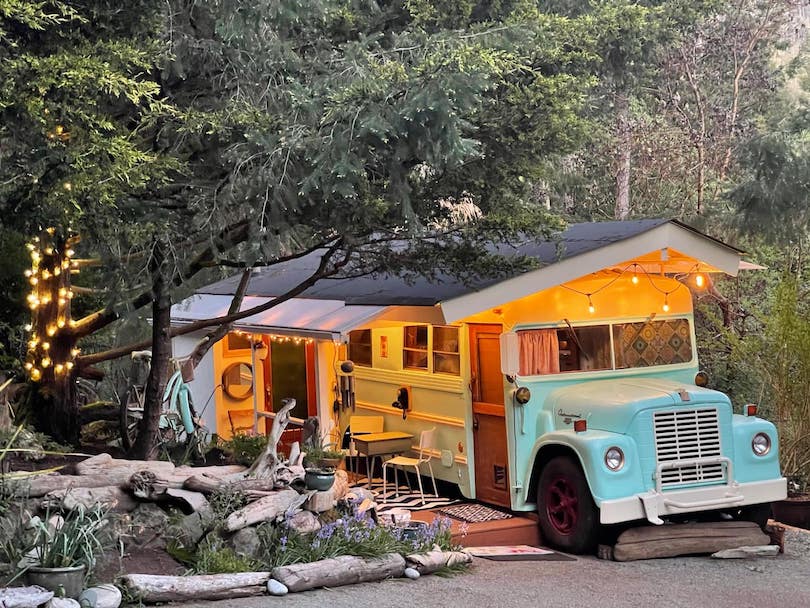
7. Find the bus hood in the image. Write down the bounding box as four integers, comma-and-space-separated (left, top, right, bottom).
544, 377, 732, 434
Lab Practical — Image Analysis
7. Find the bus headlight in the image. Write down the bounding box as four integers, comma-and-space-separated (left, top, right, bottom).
605, 447, 625, 471
752, 433, 771, 456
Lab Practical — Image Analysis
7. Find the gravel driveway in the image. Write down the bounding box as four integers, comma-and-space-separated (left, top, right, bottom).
180, 529, 810, 608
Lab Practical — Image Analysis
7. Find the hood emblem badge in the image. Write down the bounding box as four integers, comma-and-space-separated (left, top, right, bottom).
678, 389, 691, 402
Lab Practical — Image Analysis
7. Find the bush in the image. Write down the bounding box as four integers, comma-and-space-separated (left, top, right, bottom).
220, 433, 268, 466
256, 499, 457, 569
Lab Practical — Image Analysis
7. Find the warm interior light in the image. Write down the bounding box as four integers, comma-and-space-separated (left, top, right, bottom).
695, 273, 705, 288
662, 294, 670, 312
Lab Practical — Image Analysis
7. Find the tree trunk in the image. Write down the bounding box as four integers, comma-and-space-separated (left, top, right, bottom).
132, 241, 171, 459
614, 89, 632, 220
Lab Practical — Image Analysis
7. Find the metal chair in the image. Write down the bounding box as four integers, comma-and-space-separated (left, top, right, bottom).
344, 415, 384, 481
382, 427, 438, 504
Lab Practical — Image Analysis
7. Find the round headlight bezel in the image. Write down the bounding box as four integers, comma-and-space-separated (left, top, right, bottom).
605, 446, 625, 471
752, 432, 771, 456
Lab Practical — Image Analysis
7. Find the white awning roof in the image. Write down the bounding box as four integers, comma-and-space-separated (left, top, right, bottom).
171, 295, 385, 340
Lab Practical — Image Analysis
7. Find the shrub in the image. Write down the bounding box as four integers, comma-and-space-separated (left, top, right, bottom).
220, 433, 268, 466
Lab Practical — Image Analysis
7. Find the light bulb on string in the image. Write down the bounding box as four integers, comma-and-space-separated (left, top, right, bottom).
663, 293, 670, 313
631, 264, 639, 285
30, 368, 41, 381
587, 295, 595, 314
695, 273, 705, 288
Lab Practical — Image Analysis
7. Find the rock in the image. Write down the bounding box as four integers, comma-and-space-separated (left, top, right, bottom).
305, 489, 337, 513
333, 470, 349, 501
266, 579, 289, 596
78, 584, 122, 608
344, 487, 375, 504
119, 503, 171, 549
287, 511, 321, 534
45, 598, 80, 608
0, 585, 54, 608
175, 511, 210, 546
403, 567, 421, 579
228, 527, 262, 561
712, 545, 780, 559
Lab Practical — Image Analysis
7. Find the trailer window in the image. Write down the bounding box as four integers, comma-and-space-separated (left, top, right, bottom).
348, 329, 372, 367
518, 326, 611, 374
613, 319, 693, 368
403, 326, 429, 370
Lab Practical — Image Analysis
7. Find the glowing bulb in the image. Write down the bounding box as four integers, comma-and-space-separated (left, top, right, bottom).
70, 348, 80, 357
41, 270, 50, 279
66, 249, 75, 257
24, 324, 32, 331
24, 269, 32, 277
67, 291, 74, 299
58, 298, 66, 305
55, 363, 64, 374
587, 295, 595, 314
31, 252, 40, 262
30, 368, 41, 381
45, 247, 53, 255
29, 277, 38, 285
28, 339, 38, 349
57, 318, 65, 328
46, 325, 56, 337
26, 243, 35, 251
58, 287, 67, 297
24, 362, 33, 370
65, 361, 74, 370
63, 182, 72, 191
695, 274, 705, 288
41, 357, 51, 368
42, 342, 50, 350
663, 294, 670, 313
53, 267, 60, 276
631, 273, 639, 285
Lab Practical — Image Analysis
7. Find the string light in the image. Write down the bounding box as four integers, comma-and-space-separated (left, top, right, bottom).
54, 363, 64, 374
65, 361, 74, 370
30, 368, 41, 381
662, 293, 670, 313
587, 295, 595, 314
40, 357, 51, 368
631, 264, 639, 285
695, 273, 705, 288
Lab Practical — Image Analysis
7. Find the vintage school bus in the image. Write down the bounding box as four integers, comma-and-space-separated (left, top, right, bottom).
173, 219, 786, 552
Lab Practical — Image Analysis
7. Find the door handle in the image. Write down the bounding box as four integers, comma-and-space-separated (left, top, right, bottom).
469, 374, 478, 400
473, 415, 479, 431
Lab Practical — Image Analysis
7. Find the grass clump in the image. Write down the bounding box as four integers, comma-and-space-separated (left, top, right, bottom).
219, 433, 268, 466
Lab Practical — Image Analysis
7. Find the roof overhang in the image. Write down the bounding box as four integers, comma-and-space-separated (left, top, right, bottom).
439, 221, 743, 323
171, 295, 386, 341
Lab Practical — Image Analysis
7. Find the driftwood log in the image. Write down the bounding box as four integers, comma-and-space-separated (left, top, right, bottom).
41, 486, 138, 512
183, 475, 281, 496
271, 553, 406, 592
121, 572, 271, 602
406, 546, 473, 574
612, 521, 771, 562
224, 488, 308, 532
244, 398, 296, 482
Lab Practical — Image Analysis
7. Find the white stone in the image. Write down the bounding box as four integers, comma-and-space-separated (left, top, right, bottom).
712, 545, 780, 559
287, 511, 321, 534
45, 598, 80, 608
0, 586, 54, 608
267, 579, 289, 596
404, 567, 421, 579
78, 584, 122, 608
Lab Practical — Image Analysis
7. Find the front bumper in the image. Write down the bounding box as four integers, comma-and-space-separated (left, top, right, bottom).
600, 477, 787, 525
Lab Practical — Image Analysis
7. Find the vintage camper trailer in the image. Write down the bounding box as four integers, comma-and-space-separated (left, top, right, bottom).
171, 219, 786, 552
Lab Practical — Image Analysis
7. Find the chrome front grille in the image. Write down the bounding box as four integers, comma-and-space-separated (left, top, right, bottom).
653, 408, 724, 488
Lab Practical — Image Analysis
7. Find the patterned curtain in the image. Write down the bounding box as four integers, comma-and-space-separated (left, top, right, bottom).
518, 329, 560, 375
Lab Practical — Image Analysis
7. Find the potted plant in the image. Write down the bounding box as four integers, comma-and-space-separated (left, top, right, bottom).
21, 505, 107, 598
304, 466, 336, 491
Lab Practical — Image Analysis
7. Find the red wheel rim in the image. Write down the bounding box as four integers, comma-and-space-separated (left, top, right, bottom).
544, 475, 578, 535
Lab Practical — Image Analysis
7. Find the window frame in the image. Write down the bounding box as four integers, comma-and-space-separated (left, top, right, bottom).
401, 324, 461, 375
515, 316, 695, 378
348, 329, 372, 367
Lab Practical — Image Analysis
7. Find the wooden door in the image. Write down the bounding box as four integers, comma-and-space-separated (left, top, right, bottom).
262, 339, 317, 453
469, 324, 510, 507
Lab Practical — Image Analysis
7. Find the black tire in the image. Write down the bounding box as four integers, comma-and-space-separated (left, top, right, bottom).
120, 386, 142, 452
730, 503, 772, 530
537, 455, 600, 554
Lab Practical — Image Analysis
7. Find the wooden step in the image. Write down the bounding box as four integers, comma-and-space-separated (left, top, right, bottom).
410, 509, 540, 547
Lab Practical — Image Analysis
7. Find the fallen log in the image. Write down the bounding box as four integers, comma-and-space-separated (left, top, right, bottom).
406, 546, 473, 574
271, 553, 406, 592
76, 453, 176, 477
183, 475, 280, 495
121, 572, 270, 603
224, 488, 306, 532
24, 472, 136, 497
613, 521, 771, 562
42, 486, 138, 512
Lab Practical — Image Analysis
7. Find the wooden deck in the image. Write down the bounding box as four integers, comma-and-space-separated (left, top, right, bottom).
410, 508, 541, 547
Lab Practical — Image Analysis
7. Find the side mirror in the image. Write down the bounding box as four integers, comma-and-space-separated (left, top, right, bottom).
500, 332, 519, 376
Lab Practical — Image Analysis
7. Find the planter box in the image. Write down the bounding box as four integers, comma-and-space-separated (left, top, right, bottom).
772, 495, 810, 530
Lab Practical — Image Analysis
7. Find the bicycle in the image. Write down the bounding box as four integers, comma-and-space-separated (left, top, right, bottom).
120, 350, 209, 461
